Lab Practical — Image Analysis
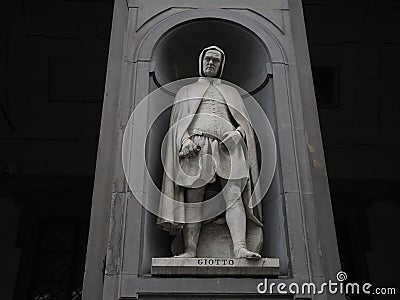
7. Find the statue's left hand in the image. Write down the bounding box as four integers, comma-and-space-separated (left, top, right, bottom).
221, 130, 242, 150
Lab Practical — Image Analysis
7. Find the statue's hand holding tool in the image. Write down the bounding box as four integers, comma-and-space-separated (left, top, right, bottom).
221, 130, 243, 150
179, 138, 201, 157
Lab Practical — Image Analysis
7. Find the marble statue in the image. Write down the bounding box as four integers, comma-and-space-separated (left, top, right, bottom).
157, 46, 263, 259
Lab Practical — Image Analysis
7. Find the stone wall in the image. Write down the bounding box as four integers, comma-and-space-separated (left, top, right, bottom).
304, 0, 400, 293
304, 0, 400, 181
0, 0, 112, 177
0, 1, 113, 298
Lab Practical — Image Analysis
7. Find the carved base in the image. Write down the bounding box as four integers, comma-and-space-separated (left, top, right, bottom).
151, 257, 279, 276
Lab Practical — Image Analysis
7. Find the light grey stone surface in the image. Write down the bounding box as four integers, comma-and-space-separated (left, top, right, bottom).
151, 257, 279, 276
82, 0, 128, 299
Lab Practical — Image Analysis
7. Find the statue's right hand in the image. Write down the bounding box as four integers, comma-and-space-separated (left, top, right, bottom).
179, 139, 201, 157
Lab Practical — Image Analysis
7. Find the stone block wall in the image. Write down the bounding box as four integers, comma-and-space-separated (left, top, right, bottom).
0, 1, 113, 299
304, 0, 400, 293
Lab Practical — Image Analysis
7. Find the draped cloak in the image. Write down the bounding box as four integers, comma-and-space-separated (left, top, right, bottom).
157, 78, 263, 235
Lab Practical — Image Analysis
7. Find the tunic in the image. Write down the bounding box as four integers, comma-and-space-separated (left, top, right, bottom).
179, 81, 249, 186
157, 77, 264, 233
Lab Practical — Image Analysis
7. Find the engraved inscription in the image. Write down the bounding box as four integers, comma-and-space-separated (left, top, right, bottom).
197, 258, 235, 266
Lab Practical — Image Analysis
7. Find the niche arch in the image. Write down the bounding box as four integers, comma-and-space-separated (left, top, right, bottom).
134, 12, 289, 276
134, 9, 287, 64
151, 18, 270, 94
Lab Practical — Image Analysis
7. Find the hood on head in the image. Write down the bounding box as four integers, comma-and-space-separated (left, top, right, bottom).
198, 46, 225, 78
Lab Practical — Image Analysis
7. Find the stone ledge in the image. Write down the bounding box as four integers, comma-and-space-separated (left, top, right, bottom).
151, 257, 279, 276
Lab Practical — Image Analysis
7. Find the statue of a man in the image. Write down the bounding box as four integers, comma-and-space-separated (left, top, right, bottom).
157, 46, 263, 259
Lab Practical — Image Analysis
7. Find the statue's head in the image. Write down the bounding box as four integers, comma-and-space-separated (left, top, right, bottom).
199, 46, 225, 78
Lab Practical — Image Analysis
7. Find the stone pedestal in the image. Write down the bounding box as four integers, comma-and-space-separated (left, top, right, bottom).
152, 258, 279, 276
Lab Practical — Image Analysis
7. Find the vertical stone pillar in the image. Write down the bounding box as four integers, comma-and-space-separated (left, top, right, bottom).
83, 0, 343, 299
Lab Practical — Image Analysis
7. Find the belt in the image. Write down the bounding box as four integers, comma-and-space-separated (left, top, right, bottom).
189, 130, 222, 142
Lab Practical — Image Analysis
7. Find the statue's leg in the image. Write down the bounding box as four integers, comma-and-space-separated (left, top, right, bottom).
221, 178, 261, 259
174, 186, 206, 258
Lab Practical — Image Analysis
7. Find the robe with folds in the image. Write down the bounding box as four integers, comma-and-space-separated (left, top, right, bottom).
157, 78, 263, 235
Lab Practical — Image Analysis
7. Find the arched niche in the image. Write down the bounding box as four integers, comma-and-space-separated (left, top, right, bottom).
152, 19, 270, 93
138, 16, 288, 276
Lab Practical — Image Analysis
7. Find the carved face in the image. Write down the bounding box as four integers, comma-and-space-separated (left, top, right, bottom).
202, 50, 222, 77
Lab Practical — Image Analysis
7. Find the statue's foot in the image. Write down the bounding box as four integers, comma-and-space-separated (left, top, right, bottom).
174, 251, 196, 258
235, 248, 261, 260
